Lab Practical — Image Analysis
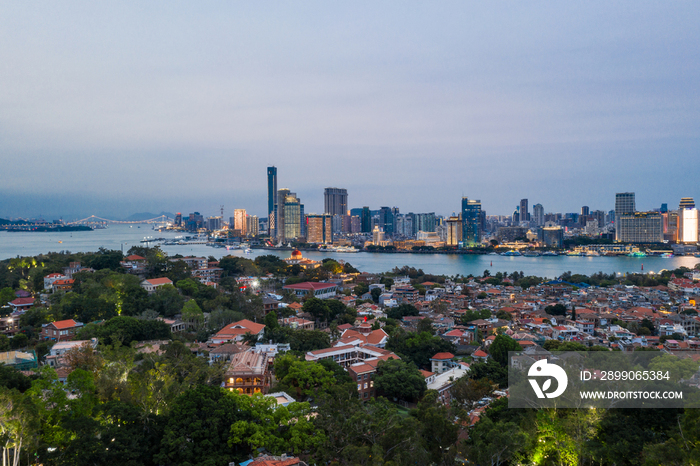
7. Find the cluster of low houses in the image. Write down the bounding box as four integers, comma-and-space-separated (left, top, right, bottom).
3, 252, 700, 455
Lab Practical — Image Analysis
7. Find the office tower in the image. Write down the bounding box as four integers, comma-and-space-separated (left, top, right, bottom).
512, 207, 520, 224
187, 212, 203, 231
679, 198, 698, 243
277, 190, 301, 242
206, 216, 222, 231
267, 167, 277, 238
350, 215, 361, 233
617, 212, 663, 243
379, 207, 394, 235
520, 199, 529, 223
233, 209, 247, 236
660, 203, 668, 213
174, 213, 182, 227
306, 214, 333, 244
592, 210, 606, 229
361, 207, 371, 233
246, 215, 259, 237
276, 189, 289, 241
446, 216, 462, 246
461, 198, 482, 247
541, 226, 564, 248
581, 206, 589, 217
532, 204, 544, 227
413, 213, 436, 233
615, 192, 635, 241
324, 188, 348, 217
663, 211, 679, 242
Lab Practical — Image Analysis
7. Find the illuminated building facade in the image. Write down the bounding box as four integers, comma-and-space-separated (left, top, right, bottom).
461, 198, 481, 247
446, 216, 462, 246
267, 166, 277, 238
233, 209, 247, 236
617, 212, 663, 243
679, 198, 698, 243
324, 188, 348, 217
532, 203, 544, 226
306, 214, 333, 244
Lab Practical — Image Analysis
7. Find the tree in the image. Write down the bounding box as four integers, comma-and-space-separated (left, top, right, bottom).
417, 318, 434, 335
0, 287, 15, 308
386, 303, 419, 320
544, 303, 568, 316
274, 359, 336, 401
302, 297, 330, 322
488, 335, 522, 367
451, 376, 493, 413
181, 300, 204, 332
464, 416, 528, 466
373, 358, 426, 402
386, 331, 456, 369
469, 359, 508, 387
370, 287, 382, 303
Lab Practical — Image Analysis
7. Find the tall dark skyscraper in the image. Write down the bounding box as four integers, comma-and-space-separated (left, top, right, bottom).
461, 197, 482, 247
378, 206, 394, 235
519, 199, 529, 223
615, 192, 635, 241
324, 187, 348, 217
361, 206, 371, 233
267, 166, 277, 238
581, 206, 589, 217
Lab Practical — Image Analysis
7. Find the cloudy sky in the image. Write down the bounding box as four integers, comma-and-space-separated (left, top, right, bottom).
1, 1, 699, 220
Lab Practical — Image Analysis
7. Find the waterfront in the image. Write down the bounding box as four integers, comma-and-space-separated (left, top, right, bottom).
1, 224, 697, 278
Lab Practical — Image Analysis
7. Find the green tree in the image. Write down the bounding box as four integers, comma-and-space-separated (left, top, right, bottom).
374, 358, 426, 402
488, 335, 522, 367
0, 287, 15, 308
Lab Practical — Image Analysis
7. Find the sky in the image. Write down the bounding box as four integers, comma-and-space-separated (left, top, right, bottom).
1, 1, 699, 220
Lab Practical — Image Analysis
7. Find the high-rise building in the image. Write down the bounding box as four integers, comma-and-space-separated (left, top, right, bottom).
446, 216, 462, 246
540, 226, 564, 248
278, 190, 302, 242
246, 215, 259, 237
206, 216, 222, 231
617, 212, 663, 243
592, 210, 606, 229
532, 204, 544, 227
581, 206, 590, 217
414, 213, 436, 233
233, 209, 247, 236
461, 198, 482, 247
679, 198, 698, 244
306, 214, 333, 244
662, 211, 679, 242
267, 167, 277, 238
350, 215, 361, 233
519, 199, 529, 223
361, 207, 371, 233
174, 213, 182, 227
615, 192, 635, 241
324, 188, 348, 219
379, 207, 394, 235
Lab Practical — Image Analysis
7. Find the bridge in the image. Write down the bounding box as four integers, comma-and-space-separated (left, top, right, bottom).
66, 215, 174, 225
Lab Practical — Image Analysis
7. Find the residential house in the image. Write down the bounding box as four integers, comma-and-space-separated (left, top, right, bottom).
282, 282, 338, 299
140, 277, 174, 293
41, 319, 84, 341
212, 319, 265, 344
223, 350, 273, 395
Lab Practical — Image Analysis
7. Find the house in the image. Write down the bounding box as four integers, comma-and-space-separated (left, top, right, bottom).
471, 349, 489, 362
431, 352, 455, 374
279, 316, 315, 331
0, 351, 38, 370
192, 267, 223, 283
0, 316, 19, 335
283, 250, 321, 270
282, 282, 338, 299
44, 273, 67, 291
41, 319, 84, 341
223, 350, 273, 395
8, 297, 34, 312
140, 277, 174, 293
207, 342, 249, 365
212, 319, 265, 344
170, 257, 207, 270
246, 455, 308, 466
120, 255, 147, 274
263, 296, 280, 315
348, 358, 385, 400
52, 279, 75, 293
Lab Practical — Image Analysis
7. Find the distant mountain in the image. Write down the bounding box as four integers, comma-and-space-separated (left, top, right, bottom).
124, 212, 176, 221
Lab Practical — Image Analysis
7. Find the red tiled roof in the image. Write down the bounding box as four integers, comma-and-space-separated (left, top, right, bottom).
10, 298, 34, 306
144, 277, 173, 286
50, 319, 79, 330
473, 349, 488, 358
431, 352, 455, 360
214, 319, 265, 339
366, 329, 389, 345
125, 255, 146, 261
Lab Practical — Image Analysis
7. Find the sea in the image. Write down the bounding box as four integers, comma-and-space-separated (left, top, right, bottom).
1, 224, 697, 279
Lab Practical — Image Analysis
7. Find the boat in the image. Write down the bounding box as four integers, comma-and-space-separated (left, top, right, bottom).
323, 246, 360, 253
660, 253, 674, 258
542, 251, 558, 256
566, 251, 583, 256
501, 250, 522, 256
627, 251, 647, 257
521, 251, 540, 257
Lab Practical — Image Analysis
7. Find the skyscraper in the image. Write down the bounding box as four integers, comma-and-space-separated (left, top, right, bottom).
306, 214, 332, 244
233, 209, 247, 236
581, 206, 589, 217
379, 207, 394, 235
519, 199, 529, 223
277, 189, 302, 242
615, 192, 635, 241
679, 197, 698, 244
267, 167, 277, 238
361, 206, 371, 233
462, 198, 482, 247
324, 188, 348, 217
532, 204, 544, 227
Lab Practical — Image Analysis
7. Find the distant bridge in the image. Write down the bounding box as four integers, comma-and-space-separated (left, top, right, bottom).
66, 215, 173, 225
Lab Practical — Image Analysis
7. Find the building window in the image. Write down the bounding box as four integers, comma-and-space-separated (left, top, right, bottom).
358, 384, 361, 391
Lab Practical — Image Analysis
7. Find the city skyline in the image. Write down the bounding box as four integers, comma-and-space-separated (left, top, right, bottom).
1, 2, 700, 219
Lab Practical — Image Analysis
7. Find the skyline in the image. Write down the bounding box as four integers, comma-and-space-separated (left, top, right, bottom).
2, 2, 699, 219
